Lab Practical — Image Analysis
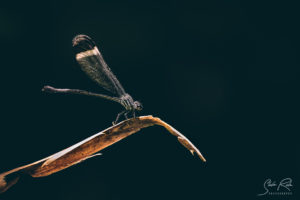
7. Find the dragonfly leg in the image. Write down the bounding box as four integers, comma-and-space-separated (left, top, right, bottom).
113, 110, 126, 125
124, 110, 136, 120
124, 111, 129, 119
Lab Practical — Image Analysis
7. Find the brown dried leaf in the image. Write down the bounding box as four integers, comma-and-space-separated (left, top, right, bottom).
0, 115, 205, 194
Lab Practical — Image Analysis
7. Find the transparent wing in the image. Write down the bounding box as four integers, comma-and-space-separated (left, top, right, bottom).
73, 34, 126, 96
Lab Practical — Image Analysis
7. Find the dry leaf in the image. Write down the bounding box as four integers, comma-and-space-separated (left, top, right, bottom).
0, 115, 205, 193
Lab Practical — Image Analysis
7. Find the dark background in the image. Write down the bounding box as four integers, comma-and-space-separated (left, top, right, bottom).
0, 0, 298, 199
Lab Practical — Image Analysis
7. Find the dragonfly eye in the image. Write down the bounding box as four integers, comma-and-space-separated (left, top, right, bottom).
134, 101, 143, 111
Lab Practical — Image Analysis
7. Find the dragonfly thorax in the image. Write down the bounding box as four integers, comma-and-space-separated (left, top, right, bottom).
120, 94, 142, 111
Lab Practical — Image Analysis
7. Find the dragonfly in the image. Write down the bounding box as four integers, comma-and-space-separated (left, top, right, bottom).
43, 34, 143, 124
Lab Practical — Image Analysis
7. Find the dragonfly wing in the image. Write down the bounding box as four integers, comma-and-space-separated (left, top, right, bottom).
73, 35, 126, 96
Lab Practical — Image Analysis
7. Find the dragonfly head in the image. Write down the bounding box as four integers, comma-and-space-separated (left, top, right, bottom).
134, 101, 143, 111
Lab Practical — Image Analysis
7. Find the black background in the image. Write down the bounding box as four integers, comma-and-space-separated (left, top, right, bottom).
0, 0, 298, 199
